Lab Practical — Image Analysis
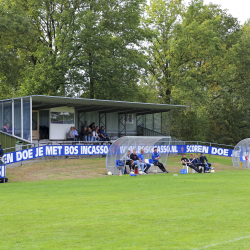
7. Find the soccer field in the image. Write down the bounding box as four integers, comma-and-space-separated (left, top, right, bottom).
1, 157, 250, 249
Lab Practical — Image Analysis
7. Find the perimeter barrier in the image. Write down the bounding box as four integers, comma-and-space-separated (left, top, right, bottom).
3, 141, 233, 166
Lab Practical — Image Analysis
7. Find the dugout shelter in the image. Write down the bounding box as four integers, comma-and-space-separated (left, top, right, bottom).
106, 136, 171, 175
232, 138, 250, 168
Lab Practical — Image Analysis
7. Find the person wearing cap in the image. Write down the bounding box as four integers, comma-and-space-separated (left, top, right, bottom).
152, 147, 169, 173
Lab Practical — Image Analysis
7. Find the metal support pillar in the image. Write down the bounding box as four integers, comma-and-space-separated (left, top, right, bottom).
78, 112, 84, 129
12, 99, 14, 136
118, 114, 126, 137
99, 112, 106, 129
169, 111, 171, 136
2, 102, 4, 130
30, 97, 32, 143
161, 112, 163, 134
21, 98, 23, 139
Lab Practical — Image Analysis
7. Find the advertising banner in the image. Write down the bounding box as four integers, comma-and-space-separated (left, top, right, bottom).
2, 144, 233, 165
0, 165, 5, 178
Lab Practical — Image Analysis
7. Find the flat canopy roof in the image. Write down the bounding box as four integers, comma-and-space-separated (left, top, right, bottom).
1, 95, 188, 114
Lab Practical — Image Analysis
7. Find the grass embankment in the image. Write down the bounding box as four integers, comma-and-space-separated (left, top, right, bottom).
2, 156, 248, 249
7, 154, 233, 182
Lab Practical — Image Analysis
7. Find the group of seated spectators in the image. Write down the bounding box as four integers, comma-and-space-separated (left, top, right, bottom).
181, 153, 214, 173
68, 121, 110, 142
121, 147, 169, 174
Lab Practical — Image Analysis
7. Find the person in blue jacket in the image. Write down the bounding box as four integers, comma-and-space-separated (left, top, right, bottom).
199, 153, 213, 171
193, 154, 209, 173
152, 147, 169, 173
0, 142, 4, 162
138, 149, 151, 174
99, 126, 110, 141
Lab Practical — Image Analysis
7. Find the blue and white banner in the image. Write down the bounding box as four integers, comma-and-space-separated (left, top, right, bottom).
118, 144, 232, 157
0, 165, 5, 178
2, 144, 233, 165
3, 145, 110, 165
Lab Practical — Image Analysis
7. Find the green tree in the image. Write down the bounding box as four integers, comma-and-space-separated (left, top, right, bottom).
12, 0, 146, 100
0, 1, 36, 99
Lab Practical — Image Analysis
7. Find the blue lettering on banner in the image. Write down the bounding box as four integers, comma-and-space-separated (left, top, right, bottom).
2, 144, 233, 165
3, 145, 111, 165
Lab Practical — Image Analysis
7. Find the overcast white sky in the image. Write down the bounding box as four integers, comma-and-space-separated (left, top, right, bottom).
184, 0, 250, 25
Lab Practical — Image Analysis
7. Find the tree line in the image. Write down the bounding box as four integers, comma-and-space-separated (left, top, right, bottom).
1, 0, 250, 145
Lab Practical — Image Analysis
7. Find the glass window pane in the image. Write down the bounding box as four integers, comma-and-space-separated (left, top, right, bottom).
3, 101, 12, 134
64, 112, 74, 124
32, 112, 38, 130
14, 99, 21, 137
51, 112, 74, 124
23, 98, 30, 140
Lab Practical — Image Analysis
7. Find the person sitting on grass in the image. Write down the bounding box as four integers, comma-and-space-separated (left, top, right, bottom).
152, 147, 169, 173
122, 150, 134, 172
138, 149, 151, 174
199, 153, 213, 171
192, 154, 209, 173
181, 153, 202, 173
130, 149, 145, 173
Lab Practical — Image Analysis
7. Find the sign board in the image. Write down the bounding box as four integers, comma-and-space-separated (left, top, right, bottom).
2, 144, 233, 165
0, 165, 5, 178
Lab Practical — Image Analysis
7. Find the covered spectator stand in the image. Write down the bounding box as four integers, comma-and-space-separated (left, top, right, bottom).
106, 136, 171, 175
232, 138, 250, 168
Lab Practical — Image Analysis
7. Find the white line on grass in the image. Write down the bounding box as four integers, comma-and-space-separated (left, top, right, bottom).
192, 235, 250, 250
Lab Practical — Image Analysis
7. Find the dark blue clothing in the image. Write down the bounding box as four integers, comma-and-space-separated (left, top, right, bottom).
100, 129, 106, 138
0, 146, 4, 157
192, 158, 200, 165
199, 156, 208, 163
152, 151, 160, 162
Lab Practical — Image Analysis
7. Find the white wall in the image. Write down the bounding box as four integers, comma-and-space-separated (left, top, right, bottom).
49, 106, 75, 140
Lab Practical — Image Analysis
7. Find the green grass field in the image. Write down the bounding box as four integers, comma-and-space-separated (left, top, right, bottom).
2, 156, 250, 249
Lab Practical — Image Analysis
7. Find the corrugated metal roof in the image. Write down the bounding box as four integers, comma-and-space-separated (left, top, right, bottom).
1, 95, 188, 114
